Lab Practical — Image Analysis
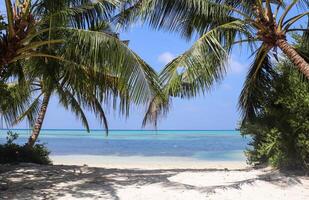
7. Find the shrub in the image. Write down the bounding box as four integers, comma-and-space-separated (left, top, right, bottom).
240, 63, 309, 170
0, 131, 52, 165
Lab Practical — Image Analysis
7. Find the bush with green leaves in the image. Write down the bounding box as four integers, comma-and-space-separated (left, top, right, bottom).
0, 131, 51, 165
240, 62, 309, 170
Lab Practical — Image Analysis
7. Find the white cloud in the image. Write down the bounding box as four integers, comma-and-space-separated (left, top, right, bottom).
228, 57, 246, 75
158, 52, 175, 64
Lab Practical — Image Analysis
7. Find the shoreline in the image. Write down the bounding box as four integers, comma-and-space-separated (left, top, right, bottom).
51, 155, 249, 170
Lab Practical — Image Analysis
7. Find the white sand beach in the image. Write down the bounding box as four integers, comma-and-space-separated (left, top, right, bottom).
0, 155, 308, 200
51, 155, 248, 170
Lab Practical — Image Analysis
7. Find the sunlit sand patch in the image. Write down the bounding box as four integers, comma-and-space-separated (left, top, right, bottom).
168, 170, 265, 187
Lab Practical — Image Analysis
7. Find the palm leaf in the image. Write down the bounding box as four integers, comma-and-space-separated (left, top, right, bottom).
142, 92, 169, 128
239, 44, 276, 122
56, 84, 90, 132
62, 28, 160, 105
160, 20, 249, 98
14, 94, 42, 127
34, 0, 118, 29
0, 81, 35, 126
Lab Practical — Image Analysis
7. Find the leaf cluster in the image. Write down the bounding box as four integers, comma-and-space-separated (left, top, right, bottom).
0, 131, 51, 165
240, 62, 309, 170
115, 0, 309, 126
1, 0, 162, 133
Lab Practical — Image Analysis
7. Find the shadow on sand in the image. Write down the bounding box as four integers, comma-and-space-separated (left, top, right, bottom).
0, 164, 305, 200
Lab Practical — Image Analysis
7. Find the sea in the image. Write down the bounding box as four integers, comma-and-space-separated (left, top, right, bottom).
0, 129, 250, 161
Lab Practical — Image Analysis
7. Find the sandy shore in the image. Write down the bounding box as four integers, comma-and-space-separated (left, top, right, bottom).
0, 156, 308, 200
51, 155, 247, 170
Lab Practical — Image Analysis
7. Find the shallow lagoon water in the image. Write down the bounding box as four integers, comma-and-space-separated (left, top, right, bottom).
0, 130, 250, 161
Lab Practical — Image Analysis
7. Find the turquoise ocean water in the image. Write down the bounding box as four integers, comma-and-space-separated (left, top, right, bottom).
0, 130, 250, 161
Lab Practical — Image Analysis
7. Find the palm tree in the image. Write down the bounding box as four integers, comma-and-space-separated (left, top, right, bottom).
116, 0, 309, 124
1, 0, 159, 91
1, 0, 161, 146
17, 59, 131, 147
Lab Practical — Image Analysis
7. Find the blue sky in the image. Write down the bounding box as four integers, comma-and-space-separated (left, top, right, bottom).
0, 2, 262, 130
19, 27, 251, 130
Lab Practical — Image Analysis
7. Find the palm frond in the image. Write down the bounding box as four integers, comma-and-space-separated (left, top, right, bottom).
115, 0, 244, 39
89, 96, 109, 135
14, 94, 42, 127
0, 81, 35, 126
56, 84, 90, 132
160, 20, 249, 98
142, 92, 169, 128
33, 0, 118, 29
239, 44, 276, 122
62, 28, 161, 105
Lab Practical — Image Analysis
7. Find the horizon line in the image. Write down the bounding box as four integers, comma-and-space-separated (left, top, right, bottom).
0, 128, 239, 131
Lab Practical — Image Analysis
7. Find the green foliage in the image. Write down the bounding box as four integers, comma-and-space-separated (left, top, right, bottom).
240, 63, 309, 170
1, 0, 162, 138
0, 131, 51, 165
6, 131, 19, 144
117, 0, 309, 126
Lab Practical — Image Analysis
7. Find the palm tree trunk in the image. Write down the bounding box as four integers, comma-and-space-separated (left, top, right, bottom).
5, 0, 15, 39
27, 92, 51, 147
277, 39, 309, 79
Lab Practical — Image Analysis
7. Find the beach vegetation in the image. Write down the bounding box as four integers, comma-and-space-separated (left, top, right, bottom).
240, 32, 309, 170
240, 62, 309, 170
241, 33, 309, 170
0, 131, 51, 164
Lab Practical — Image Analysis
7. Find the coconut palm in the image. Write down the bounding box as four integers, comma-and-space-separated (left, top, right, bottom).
116, 0, 309, 124
18, 23, 137, 146
16, 57, 132, 146
1, 0, 112, 69
1, 0, 159, 97
1, 0, 161, 146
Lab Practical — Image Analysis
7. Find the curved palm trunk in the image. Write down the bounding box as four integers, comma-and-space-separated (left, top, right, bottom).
277, 39, 309, 79
27, 92, 51, 147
